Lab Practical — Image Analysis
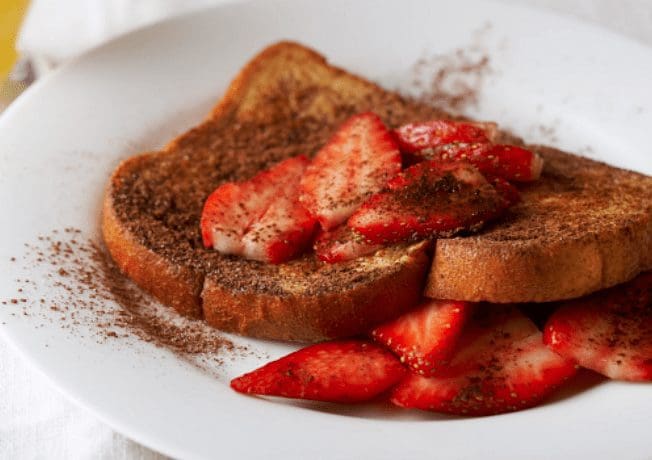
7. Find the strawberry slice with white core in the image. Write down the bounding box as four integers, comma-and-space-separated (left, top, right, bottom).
231, 340, 406, 403
242, 194, 316, 264
372, 299, 474, 376
200, 182, 258, 254
544, 272, 652, 381
300, 112, 401, 230
413, 143, 544, 182
201, 155, 316, 263
348, 161, 506, 244
390, 307, 577, 416
393, 120, 497, 153
313, 225, 384, 263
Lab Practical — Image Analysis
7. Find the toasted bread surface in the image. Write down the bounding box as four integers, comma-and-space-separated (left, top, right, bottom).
103, 41, 652, 342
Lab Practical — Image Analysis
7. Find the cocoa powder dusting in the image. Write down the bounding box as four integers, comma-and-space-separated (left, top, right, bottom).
2, 228, 254, 369
408, 27, 493, 115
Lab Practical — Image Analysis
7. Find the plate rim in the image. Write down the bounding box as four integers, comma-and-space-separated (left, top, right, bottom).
1, 1, 652, 458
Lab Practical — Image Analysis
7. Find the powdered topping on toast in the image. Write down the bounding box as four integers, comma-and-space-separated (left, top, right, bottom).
299, 112, 402, 230
348, 161, 508, 244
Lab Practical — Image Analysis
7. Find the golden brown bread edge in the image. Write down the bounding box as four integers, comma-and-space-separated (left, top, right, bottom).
428, 218, 652, 303
103, 41, 652, 342
202, 243, 430, 341
103, 152, 204, 318
427, 146, 652, 302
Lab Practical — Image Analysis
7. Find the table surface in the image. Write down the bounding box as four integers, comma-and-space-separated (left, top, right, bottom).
1, 0, 651, 458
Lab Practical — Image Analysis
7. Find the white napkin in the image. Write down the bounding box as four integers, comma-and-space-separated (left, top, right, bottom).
17, 0, 225, 74
0, 339, 167, 459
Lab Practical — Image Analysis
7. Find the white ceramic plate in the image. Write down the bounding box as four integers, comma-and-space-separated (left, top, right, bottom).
1, 1, 651, 458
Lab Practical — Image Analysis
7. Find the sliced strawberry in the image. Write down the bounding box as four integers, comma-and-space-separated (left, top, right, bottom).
412, 143, 544, 182
393, 120, 497, 154
242, 195, 316, 264
391, 307, 577, 416
201, 155, 316, 263
487, 175, 521, 206
544, 272, 652, 381
231, 340, 406, 403
348, 161, 506, 244
372, 299, 474, 376
313, 225, 383, 263
300, 112, 401, 230
201, 182, 257, 254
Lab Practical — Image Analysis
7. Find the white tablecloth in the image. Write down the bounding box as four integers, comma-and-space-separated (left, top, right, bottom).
2, 1, 652, 458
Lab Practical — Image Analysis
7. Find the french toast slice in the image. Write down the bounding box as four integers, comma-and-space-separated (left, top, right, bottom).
103, 42, 439, 341
103, 41, 652, 342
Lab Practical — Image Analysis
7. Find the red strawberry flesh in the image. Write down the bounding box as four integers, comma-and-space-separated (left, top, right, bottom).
414, 143, 544, 182
314, 225, 383, 263
200, 182, 256, 254
544, 271, 652, 381
201, 155, 316, 263
231, 340, 406, 403
348, 161, 506, 244
372, 299, 474, 376
391, 307, 577, 416
486, 175, 521, 206
394, 120, 497, 153
300, 112, 401, 230
242, 194, 316, 264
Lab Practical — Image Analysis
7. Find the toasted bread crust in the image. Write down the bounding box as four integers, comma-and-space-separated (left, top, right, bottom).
426, 147, 652, 302
203, 243, 430, 341
103, 154, 204, 318
103, 41, 652, 343
428, 221, 651, 302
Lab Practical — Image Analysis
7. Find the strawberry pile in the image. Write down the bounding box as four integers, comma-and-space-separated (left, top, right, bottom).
201, 112, 542, 263
231, 271, 651, 416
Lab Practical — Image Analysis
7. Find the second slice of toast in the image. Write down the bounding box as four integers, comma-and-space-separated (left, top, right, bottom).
103, 42, 652, 342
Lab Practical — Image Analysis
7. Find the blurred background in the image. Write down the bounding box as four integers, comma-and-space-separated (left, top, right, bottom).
0, 0, 29, 110
0, 0, 222, 111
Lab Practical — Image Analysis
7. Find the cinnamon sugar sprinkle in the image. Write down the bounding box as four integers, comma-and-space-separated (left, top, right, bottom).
408, 28, 493, 114
3, 228, 255, 370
